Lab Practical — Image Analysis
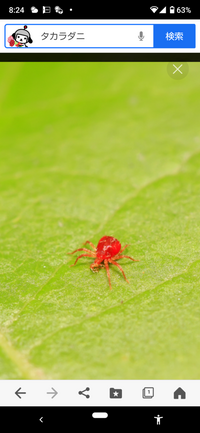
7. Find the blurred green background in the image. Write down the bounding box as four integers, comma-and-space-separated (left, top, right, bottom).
0, 62, 200, 379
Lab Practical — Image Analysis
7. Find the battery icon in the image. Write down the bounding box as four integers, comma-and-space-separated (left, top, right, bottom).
170, 6, 175, 13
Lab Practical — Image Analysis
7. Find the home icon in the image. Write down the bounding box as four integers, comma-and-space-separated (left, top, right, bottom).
174, 387, 186, 399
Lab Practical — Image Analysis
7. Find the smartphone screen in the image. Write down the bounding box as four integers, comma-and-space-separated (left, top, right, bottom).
0, 3, 199, 428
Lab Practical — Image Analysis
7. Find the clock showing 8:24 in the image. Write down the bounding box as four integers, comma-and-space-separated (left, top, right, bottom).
9, 7, 25, 13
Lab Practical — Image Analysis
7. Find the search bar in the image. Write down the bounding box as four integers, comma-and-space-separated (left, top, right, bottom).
5, 23, 195, 49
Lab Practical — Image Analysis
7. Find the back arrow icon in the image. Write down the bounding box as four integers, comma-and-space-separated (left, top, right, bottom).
39, 417, 43, 423
15, 387, 26, 399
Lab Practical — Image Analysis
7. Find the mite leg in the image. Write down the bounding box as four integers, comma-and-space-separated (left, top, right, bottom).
70, 253, 95, 267
67, 248, 96, 255
90, 261, 104, 273
115, 255, 139, 262
104, 259, 112, 290
109, 259, 129, 284
119, 244, 130, 254
83, 240, 96, 251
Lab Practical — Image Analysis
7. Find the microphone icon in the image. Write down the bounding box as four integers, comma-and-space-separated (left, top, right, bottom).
138, 31, 144, 41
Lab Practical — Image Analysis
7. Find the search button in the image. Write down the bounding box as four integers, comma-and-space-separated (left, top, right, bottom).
154, 24, 195, 48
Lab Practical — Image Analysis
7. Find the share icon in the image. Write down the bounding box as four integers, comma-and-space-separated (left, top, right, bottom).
78, 387, 90, 398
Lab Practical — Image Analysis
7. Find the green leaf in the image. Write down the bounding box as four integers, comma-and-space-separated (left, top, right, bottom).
1, 62, 200, 379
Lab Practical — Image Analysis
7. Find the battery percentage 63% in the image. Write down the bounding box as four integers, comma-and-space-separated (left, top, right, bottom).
177, 7, 191, 13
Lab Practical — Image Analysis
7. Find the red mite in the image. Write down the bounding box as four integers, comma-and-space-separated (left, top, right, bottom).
68, 235, 139, 290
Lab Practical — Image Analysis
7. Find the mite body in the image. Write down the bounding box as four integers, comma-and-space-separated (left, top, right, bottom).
68, 235, 139, 290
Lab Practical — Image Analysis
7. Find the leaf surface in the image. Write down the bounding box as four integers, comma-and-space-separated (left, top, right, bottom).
0, 62, 200, 379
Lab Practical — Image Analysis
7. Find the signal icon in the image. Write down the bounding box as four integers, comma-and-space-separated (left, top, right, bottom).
150, 6, 159, 13
159, 6, 167, 13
